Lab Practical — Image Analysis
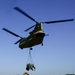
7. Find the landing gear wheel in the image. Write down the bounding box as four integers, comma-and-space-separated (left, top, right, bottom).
41, 43, 43, 46
21, 47, 23, 49
30, 47, 33, 50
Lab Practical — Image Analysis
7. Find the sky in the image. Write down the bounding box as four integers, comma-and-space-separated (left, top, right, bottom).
0, 0, 75, 75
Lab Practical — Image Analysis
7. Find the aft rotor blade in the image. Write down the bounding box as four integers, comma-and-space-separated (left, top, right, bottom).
14, 7, 38, 23
3, 28, 23, 38
42, 19, 74, 24
14, 38, 23, 44
25, 25, 36, 31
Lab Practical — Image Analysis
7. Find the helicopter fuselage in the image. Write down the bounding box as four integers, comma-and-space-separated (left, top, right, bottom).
19, 31, 45, 49
3, 7, 74, 50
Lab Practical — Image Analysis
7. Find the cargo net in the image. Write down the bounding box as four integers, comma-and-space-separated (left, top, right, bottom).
26, 50, 36, 71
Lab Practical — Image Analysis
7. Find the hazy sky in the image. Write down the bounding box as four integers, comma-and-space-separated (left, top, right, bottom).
0, 0, 75, 75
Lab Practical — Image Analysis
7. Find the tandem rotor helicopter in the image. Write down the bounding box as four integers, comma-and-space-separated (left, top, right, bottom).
3, 7, 74, 50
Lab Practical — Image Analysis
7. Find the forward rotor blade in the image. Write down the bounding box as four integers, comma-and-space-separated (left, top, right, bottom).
25, 25, 36, 31
42, 19, 74, 24
3, 28, 23, 38
14, 7, 38, 23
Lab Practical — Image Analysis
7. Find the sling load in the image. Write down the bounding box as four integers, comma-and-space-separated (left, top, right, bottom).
23, 72, 29, 75
26, 50, 36, 71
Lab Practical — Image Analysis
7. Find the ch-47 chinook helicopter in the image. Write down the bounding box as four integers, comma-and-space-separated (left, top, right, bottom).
3, 7, 74, 50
